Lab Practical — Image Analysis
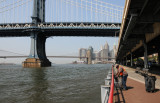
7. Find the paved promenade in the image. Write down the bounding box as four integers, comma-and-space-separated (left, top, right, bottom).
114, 66, 160, 103
124, 66, 160, 89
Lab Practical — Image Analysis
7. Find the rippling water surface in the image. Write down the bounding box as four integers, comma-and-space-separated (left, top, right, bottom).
0, 64, 111, 103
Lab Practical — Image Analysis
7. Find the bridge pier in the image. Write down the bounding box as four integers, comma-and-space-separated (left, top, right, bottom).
23, 33, 51, 68
130, 52, 133, 67
158, 51, 160, 65
87, 50, 92, 64
122, 59, 125, 65
143, 38, 148, 69
126, 57, 127, 66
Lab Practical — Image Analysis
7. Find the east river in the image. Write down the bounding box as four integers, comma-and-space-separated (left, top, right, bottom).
0, 64, 111, 103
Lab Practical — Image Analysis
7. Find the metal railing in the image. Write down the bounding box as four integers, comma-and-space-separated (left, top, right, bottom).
108, 66, 114, 103
101, 66, 114, 103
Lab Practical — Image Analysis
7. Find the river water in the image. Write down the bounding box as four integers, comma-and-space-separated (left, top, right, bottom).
0, 64, 111, 103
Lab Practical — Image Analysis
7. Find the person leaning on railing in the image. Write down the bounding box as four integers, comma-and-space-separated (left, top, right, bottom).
115, 64, 128, 90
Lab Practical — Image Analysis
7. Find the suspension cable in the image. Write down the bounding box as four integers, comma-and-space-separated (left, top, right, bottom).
62, 0, 122, 19
0, 0, 24, 10
93, 0, 124, 8
0, 49, 26, 56
0, 0, 33, 13
81, 0, 123, 12
63, 0, 122, 17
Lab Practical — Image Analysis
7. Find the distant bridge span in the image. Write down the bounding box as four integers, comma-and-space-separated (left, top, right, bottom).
0, 56, 115, 59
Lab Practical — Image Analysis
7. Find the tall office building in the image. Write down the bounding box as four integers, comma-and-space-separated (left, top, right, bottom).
102, 42, 109, 61
79, 48, 87, 61
113, 44, 117, 57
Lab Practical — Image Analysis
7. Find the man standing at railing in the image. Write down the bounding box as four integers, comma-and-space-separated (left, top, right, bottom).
116, 64, 128, 90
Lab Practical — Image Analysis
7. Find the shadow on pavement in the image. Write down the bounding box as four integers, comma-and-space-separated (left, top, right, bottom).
127, 86, 134, 90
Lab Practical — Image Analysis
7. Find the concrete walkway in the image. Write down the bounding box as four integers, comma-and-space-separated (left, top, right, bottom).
114, 66, 160, 103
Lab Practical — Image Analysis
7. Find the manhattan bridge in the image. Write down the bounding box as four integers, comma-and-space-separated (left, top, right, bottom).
0, 0, 123, 67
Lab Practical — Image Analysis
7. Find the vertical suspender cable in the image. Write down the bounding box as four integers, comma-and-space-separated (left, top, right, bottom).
47, 0, 48, 22
3, 0, 5, 23
86, 0, 87, 23
50, 0, 51, 22
52, 0, 55, 22
91, 0, 92, 22
58, 0, 59, 22
76, 0, 78, 23
65, 0, 67, 22
101, 2, 102, 23
61, 0, 62, 22
66, 0, 68, 22
105, 4, 107, 23
26, 0, 28, 22
76, 0, 78, 22
56, 0, 57, 23
81, 0, 82, 22
51, 0, 52, 22
0, 2, 1, 23
21, 0, 22, 23
71, 0, 72, 22
112, 7, 113, 23
95, 0, 97, 23
50, 0, 52, 22
107, 4, 108, 22
12, 1, 15, 23
25, 0, 27, 23
67, 0, 69, 22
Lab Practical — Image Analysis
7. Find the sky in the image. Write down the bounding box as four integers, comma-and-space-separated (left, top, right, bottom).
0, 0, 125, 64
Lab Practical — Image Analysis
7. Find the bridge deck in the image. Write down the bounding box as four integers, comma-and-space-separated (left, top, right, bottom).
114, 66, 160, 103
0, 22, 120, 37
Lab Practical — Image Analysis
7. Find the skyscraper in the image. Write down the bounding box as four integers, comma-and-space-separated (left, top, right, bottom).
79, 48, 87, 61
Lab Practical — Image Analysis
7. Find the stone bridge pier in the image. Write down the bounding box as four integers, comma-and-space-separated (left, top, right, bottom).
23, 32, 51, 68
22, 0, 51, 67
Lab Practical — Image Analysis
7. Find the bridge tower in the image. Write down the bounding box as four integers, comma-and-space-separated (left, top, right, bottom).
23, 0, 51, 68
87, 50, 92, 64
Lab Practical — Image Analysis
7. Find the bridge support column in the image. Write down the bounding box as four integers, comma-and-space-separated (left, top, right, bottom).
158, 51, 160, 65
23, 33, 51, 68
130, 52, 133, 67
123, 59, 125, 65
120, 60, 122, 65
126, 57, 127, 66
87, 50, 92, 64
143, 38, 148, 69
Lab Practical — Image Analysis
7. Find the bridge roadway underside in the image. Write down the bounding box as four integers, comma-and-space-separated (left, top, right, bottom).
0, 28, 120, 37
116, 0, 160, 67
0, 22, 120, 37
